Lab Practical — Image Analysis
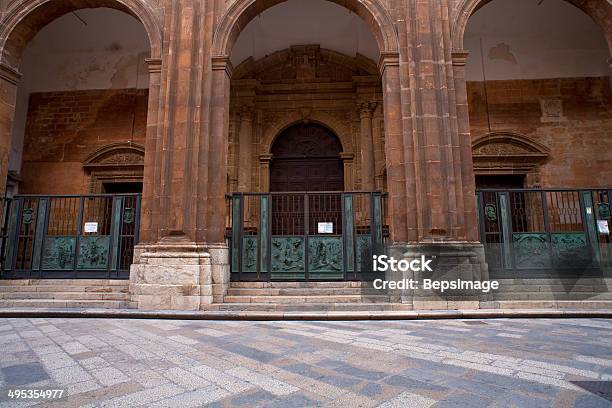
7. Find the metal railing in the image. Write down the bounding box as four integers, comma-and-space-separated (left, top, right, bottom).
0, 194, 140, 279
227, 191, 387, 281
477, 188, 612, 278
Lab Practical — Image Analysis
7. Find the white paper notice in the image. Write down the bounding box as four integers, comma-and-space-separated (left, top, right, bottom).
597, 220, 609, 235
84, 222, 98, 233
318, 222, 333, 234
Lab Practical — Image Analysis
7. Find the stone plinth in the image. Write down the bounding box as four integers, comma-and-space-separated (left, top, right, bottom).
129, 242, 215, 310
385, 242, 489, 310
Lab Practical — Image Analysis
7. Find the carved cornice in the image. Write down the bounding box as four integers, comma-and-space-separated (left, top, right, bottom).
472, 132, 549, 172
358, 101, 378, 118
340, 152, 355, 162
451, 50, 470, 67
212, 55, 234, 77
378, 52, 400, 75
0, 63, 21, 85
145, 58, 162, 74
259, 153, 273, 163
83, 142, 145, 170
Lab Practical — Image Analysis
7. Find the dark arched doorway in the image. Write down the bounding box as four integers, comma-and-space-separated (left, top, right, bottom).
270, 123, 344, 192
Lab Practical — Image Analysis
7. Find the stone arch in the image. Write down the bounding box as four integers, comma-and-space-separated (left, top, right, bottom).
451, 0, 612, 54
0, 0, 162, 69
262, 112, 353, 156
212, 0, 399, 59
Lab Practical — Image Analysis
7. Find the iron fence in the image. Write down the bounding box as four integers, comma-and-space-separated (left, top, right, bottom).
477, 188, 611, 278
0, 194, 140, 279
228, 191, 387, 281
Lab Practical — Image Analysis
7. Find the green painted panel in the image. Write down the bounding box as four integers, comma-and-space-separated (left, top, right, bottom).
372, 194, 383, 254
3, 200, 19, 271
41, 237, 76, 270
308, 236, 343, 279
356, 235, 372, 272
109, 196, 122, 271
551, 232, 589, 267
77, 236, 110, 269
271, 237, 304, 279
512, 233, 551, 269
242, 236, 258, 272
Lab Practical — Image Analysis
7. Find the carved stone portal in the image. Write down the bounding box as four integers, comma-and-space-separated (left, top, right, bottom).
82, 142, 145, 193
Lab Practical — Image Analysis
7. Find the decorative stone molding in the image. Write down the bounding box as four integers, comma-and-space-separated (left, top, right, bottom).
378, 51, 400, 75
145, 58, 162, 74
451, 50, 470, 67
358, 101, 378, 118
472, 132, 550, 174
83, 142, 145, 193
212, 55, 234, 77
0, 62, 21, 85
539, 97, 567, 123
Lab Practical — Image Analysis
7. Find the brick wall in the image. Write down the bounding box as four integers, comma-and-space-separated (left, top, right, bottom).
20, 89, 148, 194
468, 76, 612, 188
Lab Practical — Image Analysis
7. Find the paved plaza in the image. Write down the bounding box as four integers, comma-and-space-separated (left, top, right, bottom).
0, 318, 610, 407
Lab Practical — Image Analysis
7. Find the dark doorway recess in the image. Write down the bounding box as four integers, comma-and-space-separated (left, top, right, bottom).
475, 175, 525, 189
103, 182, 143, 194
270, 123, 344, 192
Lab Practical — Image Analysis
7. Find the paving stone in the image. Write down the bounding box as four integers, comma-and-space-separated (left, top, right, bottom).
375, 391, 436, 408
1, 362, 49, 385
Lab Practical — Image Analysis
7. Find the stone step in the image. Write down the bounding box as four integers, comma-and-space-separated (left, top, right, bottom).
229, 281, 369, 289
226, 287, 383, 296
0, 285, 129, 293
0, 299, 136, 309
491, 293, 612, 301
0, 292, 130, 301
208, 303, 412, 312
486, 300, 612, 310
223, 294, 390, 304
0, 279, 128, 286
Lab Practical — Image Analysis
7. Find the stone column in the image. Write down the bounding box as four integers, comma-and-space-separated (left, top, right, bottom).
140, 58, 162, 244
259, 154, 272, 192
130, 0, 214, 311
452, 51, 479, 242
379, 53, 409, 243
340, 152, 355, 190
0, 64, 20, 196
359, 101, 377, 191
236, 106, 253, 192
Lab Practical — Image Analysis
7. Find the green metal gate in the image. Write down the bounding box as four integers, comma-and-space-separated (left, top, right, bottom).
0, 194, 140, 279
229, 192, 385, 281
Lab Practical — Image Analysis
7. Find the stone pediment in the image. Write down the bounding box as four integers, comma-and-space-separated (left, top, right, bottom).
472, 132, 550, 174
83, 142, 145, 170
472, 132, 549, 158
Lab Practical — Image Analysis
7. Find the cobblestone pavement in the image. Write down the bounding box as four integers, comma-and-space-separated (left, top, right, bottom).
0, 318, 611, 407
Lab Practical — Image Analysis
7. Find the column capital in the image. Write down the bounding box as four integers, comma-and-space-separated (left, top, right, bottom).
145, 58, 162, 74
358, 101, 378, 118
607, 56, 612, 68
259, 153, 273, 163
0, 63, 21, 86
239, 105, 255, 122
212, 55, 233, 77
339, 152, 355, 162
451, 50, 470, 67
378, 52, 399, 75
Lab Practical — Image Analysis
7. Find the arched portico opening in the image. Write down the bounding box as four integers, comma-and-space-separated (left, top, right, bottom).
207, 0, 405, 245
0, 1, 161, 279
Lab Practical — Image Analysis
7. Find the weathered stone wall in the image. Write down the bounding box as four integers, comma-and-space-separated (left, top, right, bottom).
468, 76, 612, 188
20, 88, 148, 194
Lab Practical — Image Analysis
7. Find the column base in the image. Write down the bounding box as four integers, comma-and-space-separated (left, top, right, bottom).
385, 242, 489, 310
129, 241, 218, 310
